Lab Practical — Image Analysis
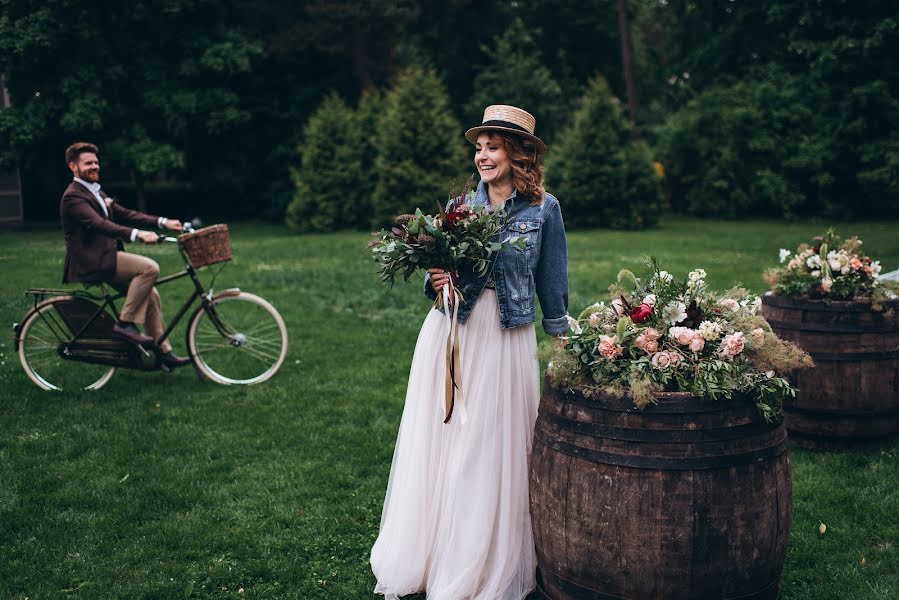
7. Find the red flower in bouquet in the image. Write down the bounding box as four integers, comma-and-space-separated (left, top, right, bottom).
444, 205, 471, 231
629, 304, 652, 323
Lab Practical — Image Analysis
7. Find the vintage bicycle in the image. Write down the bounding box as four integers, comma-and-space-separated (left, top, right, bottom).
13, 224, 288, 391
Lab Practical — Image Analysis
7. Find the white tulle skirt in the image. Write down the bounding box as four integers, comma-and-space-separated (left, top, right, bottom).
371, 289, 539, 600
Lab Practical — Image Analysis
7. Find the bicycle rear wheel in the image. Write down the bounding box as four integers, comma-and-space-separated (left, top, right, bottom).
17, 296, 116, 391
187, 291, 287, 385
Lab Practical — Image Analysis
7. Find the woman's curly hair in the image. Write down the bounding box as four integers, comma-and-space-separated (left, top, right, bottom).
484, 131, 546, 204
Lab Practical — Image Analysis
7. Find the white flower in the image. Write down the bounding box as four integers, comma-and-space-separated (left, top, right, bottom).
806, 255, 822, 269
657, 270, 673, 283
779, 248, 791, 263
688, 268, 707, 283
642, 294, 657, 307
588, 312, 602, 329
811, 269, 820, 277
872, 261, 882, 277
765, 370, 775, 378
566, 315, 582, 335
750, 297, 762, 314
697, 320, 723, 341
663, 301, 688, 325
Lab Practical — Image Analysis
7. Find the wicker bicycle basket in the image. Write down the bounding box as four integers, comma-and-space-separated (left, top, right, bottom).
178, 224, 232, 268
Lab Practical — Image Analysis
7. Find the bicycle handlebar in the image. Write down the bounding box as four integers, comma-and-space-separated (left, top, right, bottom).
157, 222, 195, 244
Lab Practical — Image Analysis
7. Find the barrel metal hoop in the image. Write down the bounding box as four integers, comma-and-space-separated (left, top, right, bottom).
534, 426, 787, 471
785, 405, 899, 418
538, 565, 782, 599
765, 319, 899, 334
806, 349, 899, 362
542, 411, 781, 443
550, 390, 753, 415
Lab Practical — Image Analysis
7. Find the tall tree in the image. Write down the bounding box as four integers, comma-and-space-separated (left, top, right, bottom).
617, 0, 640, 125
370, 67, 467, 227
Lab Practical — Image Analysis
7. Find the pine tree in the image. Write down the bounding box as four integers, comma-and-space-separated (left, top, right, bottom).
546, 76, 662, 229
286, 92, 359, 232
465, 18, 564, 143
370, 67, 468, 227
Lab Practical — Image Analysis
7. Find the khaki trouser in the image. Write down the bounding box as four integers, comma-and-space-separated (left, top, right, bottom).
111, 252, 171, 353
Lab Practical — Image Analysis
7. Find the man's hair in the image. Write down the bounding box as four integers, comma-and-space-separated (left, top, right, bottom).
65, 142, 98, 165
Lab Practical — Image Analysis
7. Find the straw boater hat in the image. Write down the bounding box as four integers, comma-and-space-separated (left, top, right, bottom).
465, 105, 547, 154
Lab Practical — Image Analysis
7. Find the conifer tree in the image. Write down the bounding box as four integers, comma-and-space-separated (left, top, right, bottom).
286, 92, 359, 232
370, 67, 468, 227
546, 76, 662, 229
465, 18, 564, 143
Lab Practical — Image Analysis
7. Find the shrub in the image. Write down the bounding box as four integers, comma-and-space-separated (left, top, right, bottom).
286, 92, 359, 232
370, 67, 468, 228
653, 76, 810, 218
546, 76, 662, 229
464, 18, 564, 144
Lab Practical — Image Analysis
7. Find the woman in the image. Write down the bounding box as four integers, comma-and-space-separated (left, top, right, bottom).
371, 105, 569, 600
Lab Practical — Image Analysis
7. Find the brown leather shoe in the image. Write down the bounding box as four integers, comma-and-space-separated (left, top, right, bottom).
112, 322, 154, 346
161, 351, 191, 370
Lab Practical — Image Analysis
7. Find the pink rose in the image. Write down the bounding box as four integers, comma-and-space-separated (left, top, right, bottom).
718, 298, 740, 312
673, 327, 695, 346
598, 335, 623, 360
644, 328, 661, 341
716, 332, 745, 359
820, 277, 833, 292
850, 257, 863, 270
644, 340, 659, 355
611, 299, 627, 316
651, 350, 672, 369
669, 351, 683, 366
750, 327, 765, 346
689, 337, 704, 352
642, 294, 657, 307
634, 335, 647, 350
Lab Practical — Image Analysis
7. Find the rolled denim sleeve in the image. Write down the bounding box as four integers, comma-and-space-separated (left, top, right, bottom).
535, 198, 569, 336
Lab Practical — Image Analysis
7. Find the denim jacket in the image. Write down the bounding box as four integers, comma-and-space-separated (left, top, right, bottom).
424, 180, 569, 335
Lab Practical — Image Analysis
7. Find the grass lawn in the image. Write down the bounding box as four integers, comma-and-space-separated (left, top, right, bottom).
0, 216, 897, 599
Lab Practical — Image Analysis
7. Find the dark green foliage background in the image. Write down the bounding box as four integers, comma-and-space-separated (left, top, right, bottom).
3, 1, 898, 224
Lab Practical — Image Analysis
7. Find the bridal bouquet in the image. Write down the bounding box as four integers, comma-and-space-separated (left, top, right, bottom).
369, 179, 524, 303
549, 263, 813, 420
765, 229, 894, 303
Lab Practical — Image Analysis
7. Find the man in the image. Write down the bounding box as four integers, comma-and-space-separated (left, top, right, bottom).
60, 141, 190, 369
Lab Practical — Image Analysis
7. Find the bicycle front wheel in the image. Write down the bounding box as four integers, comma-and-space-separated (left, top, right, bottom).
17, 296, 117, 391
187, 291, 288, 385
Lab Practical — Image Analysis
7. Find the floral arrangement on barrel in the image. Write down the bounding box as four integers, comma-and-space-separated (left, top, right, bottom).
368, 177, 525, 304
549, 263, 814, 421
765, 229, 897, 307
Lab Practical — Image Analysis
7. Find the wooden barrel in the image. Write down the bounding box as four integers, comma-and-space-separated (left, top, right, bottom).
761, 294, 899, 448
530, 377, 792, 600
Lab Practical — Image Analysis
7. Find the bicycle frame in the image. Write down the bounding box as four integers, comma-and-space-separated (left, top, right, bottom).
23, 241, 236, 357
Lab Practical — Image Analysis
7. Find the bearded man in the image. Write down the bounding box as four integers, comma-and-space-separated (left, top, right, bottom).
60, 141, 190, 369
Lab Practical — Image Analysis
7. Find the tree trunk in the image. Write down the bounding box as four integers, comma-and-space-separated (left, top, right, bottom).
617, 0, 640, 128
131, 169, 147, 213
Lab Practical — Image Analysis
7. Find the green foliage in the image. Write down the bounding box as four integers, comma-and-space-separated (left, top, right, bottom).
465, 18, 564, 143
370, 67, 468, 228
654, 76, 811, 218
286, 93, 360, 233
546, 76, 663, 229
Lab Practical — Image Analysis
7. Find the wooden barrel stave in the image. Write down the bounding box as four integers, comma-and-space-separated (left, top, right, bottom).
531, 379, 791, 600
760, 295, 899, 447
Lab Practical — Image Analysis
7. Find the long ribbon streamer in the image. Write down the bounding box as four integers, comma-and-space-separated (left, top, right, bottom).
442, 276, 466, 425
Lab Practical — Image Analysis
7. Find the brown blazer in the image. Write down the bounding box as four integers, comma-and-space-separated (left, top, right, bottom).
60, 180, 160, 283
